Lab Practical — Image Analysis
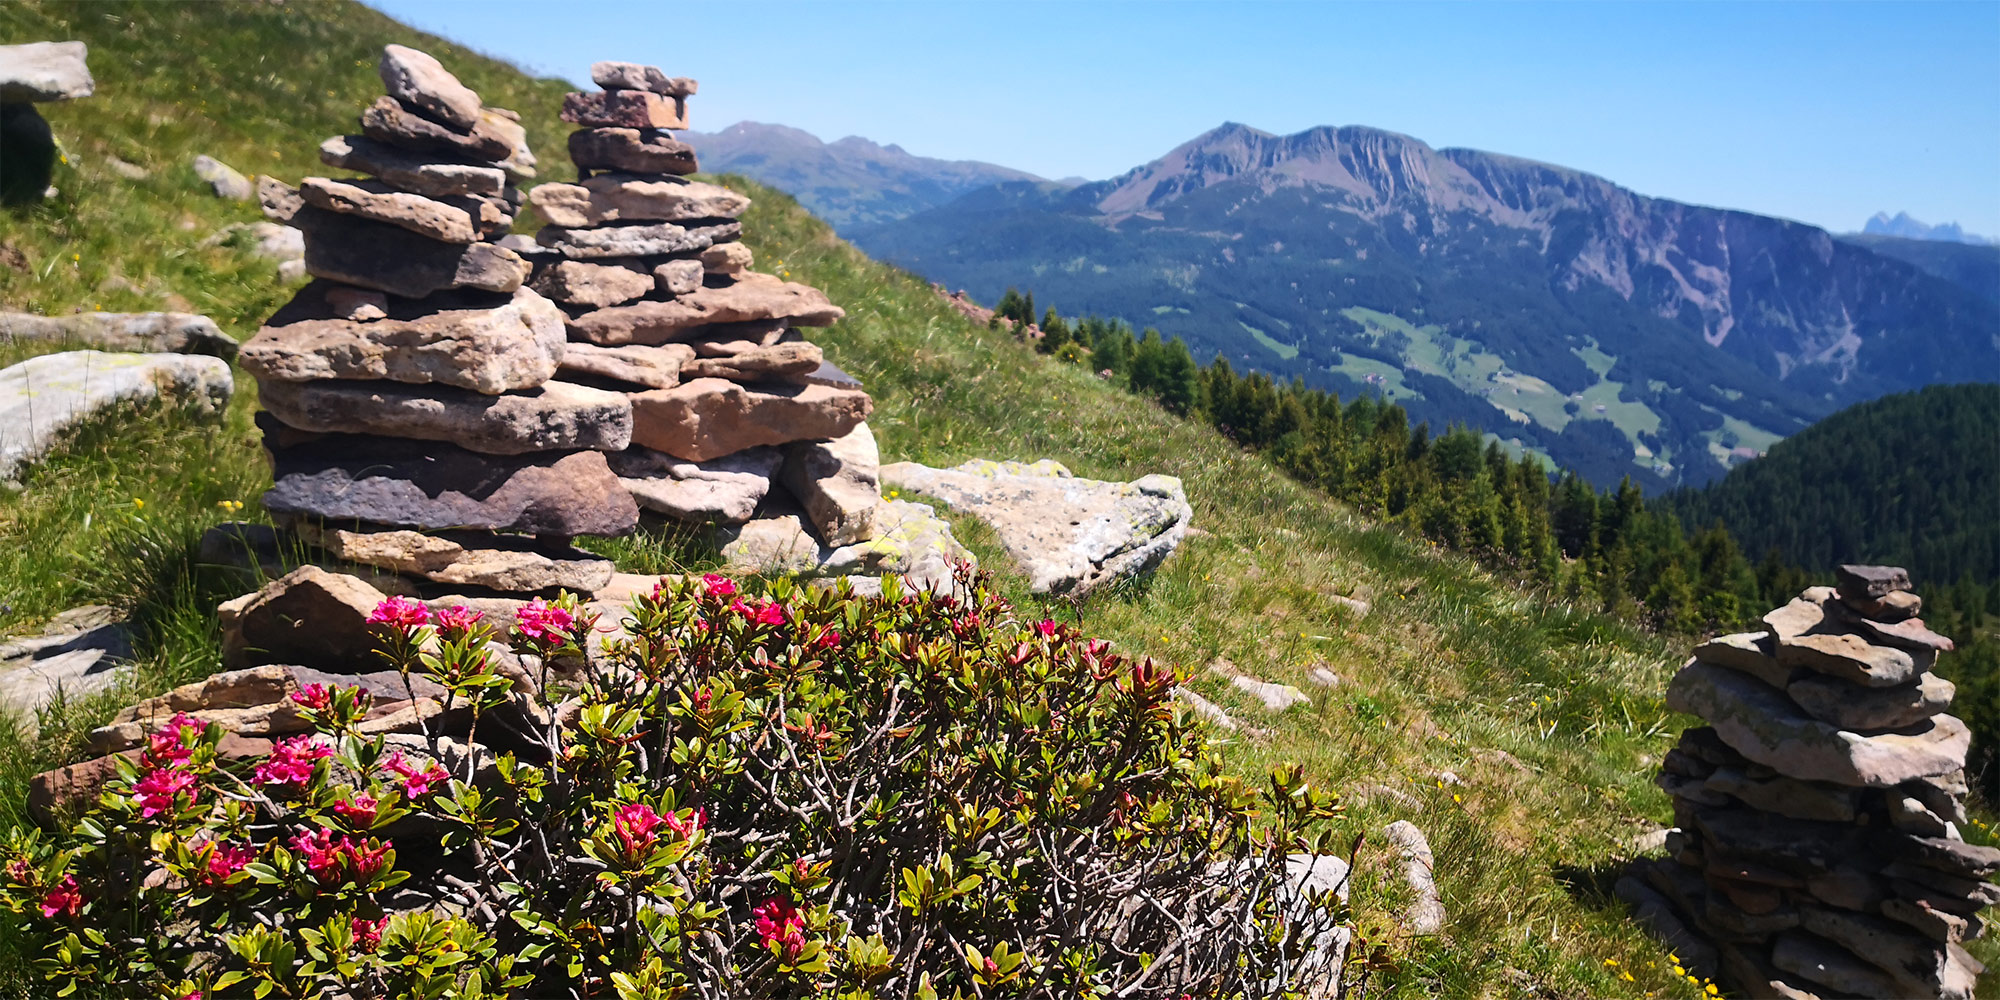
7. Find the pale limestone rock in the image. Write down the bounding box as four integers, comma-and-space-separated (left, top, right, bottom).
610, 445, 779, 523
1384, 821, 1445, 935
192, 154, 252, 200
1231, 674, 1309, 712
879, 458, 1192, 596
0, 351, 232, 482
259, 377, 632, 456
536, 219, 739, 260
378, 43, 481, 131
716, 498, 972, 592
558, 341, 692, 390
0, 607, 130, 724
0, 41, 93, 102
0, 311, 237, 359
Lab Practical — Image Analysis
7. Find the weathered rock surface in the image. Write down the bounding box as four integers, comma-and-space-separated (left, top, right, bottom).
557, 341, 691, 390
1693, 632, 1795, 690
1231, 674, 1310, 712
297, 523, 614, 593
1836, 564, 1912, 602
589, 62, 697, 97
782, 423, 879, 546
631, 378, 872, 462
528, 174, 748, 227
536, 219, 740, 261
0, 351, 232, 482
218, 566, 389, 671
0, 41, 93, 102
260, 377, 631, 455
1787, 672, 1955, 732
1772, 930, 1902, 998
717, 499, 971, 591
687, 320, 789, 355
1384, 821, 1446, 935
88, 662, 447, 754
0, 311, 237, 359
258, 174, 304, 221
530, 259, 653, 308
261, 425, 639, 537
654, 258, 704, 295
1843, 589, 1922, 623
561, 89, 686, 130
298, 176, 488, 243
197, 521, 421, 597
567, 272, 844, 345
878, 459, 1193, 595
0, 606, 130, 722
1764, 592, 1835, 640
242, 284, 565, 394
192, 154, 253, 200
296, 207, 528, 298
378, 43, 481, 131
683, 341, 823, 382
611, 445, 779, 523
320, 135, 507, 198
360, 96, 514, 162
567, 127, 698, 176
1665, 662, 1968, 787
699, 241, 752, 274
1777, 631, 1922, 688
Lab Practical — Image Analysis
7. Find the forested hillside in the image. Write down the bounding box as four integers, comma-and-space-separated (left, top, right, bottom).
1660, 383, 2000, 585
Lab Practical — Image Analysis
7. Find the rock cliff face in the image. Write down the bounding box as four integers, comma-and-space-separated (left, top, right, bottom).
855, 122, 1999, 490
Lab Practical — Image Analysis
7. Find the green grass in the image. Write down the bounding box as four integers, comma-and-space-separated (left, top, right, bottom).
0, 2, 1994, 997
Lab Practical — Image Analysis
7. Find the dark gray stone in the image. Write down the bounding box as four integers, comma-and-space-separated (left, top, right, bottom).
295, 207, 528, 299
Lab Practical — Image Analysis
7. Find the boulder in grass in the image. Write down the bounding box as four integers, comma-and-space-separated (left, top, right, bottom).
0, 41, 93, 102
0, 606, 131, 724
192, 154, 253, 200
0, 311, 237, 360
0, 351, 232, 483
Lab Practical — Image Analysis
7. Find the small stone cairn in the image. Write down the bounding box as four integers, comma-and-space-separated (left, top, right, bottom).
1623, 565, 1993, 1000
521, 61, 958, 587
237, 46, 642, 596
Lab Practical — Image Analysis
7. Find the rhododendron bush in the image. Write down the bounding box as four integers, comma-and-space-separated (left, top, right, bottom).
0, 568, 1348, 998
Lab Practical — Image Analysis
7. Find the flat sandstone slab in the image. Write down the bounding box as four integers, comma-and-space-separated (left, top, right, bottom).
298, 523, 613, 594
1664, 661, 1968, 787
878, 458, 1193, 595
528, 175, 749, 227
567, 128, 698, 176
259, 377, 632, 456
535, 219, 739, 261
630, 378, 871, 462
0, 351, 232, 482
561, 89, 686, 130
320, 135, 506, 198
296, 207, 528, 299
557, 341, 692, 390
242, 284, 565, 394
610, 445, 780, 523
567, 273, 845, 345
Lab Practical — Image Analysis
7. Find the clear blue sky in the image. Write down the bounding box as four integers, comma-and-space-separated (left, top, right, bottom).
369, 0, 2000, 236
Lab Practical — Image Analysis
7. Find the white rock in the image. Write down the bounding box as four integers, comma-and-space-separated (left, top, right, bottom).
0, 41, 93, 102
192, 154, 253, 200
879, 458, 1192, 595
717, 498, 973, 594
1384, 820, 1445, 935
611, 445, 779, 523
1231, 674, 1309, 712
782, 422, 880, 547
0, 351, 232, 482
0, 606, 130, 725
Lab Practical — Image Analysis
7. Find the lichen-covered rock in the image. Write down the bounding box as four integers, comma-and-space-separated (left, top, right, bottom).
0, 351, 232, 482
879, 458, 1193, 595
716, 499, 972, 593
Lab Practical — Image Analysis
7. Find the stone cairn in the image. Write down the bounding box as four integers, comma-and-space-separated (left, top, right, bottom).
519, 61, 914, 583
1622, 565, 1994, 1000
236, 45, 643, 597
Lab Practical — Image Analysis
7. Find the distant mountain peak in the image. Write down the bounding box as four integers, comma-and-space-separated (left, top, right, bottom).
1862, 211, 1995, 246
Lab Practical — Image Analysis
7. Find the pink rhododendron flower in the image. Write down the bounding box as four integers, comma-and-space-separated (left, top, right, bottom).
352, 915, 387, 952
133, 767, 197, 818
367, 596, 430, 630
691, 688, 713, 714
39, 875, 82, 920
729, 598, 786, 626
4, 859, 30, 883
433, 604, 483, 634
513, 598, 575, 644
383, 752, 449, 798
815, 629, 841, 649
253, 736, 333, 794
701, 573, 736, 598
1036, 619, 1058, 638
144, 712, 202, 768
346, 838, 391, 881
662, 806, 705, 840
292, 828, 343, 883
201, 841, 254, 885
289, 683, 333, 711
752, 896, 805, 959
611, 803, 662, 859
332, 792, 379, 828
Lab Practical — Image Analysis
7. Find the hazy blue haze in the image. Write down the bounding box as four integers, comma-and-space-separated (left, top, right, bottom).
367, 0, 2000, 236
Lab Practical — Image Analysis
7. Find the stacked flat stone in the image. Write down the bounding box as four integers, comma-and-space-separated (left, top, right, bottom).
1623, 565, 1992, 1000
238, 45, 639, 596
526, 61, 883, 555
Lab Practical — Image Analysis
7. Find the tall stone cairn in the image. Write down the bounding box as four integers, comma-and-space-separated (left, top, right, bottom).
1622, 564, 1993, 1000
525, 62, 886, 554
238, 45, 641, 596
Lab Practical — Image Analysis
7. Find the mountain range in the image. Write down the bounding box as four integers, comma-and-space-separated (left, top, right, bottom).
1861, 210, 1996, 246
684, 121, 1060, 229
818, 123, 1998, 490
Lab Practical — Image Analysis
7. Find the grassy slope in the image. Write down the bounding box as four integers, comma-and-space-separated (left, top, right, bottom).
1, 3, 1993, 997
